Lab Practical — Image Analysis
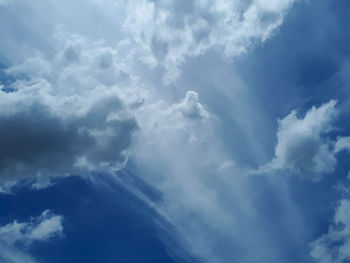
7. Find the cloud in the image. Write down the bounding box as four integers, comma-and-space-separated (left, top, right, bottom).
173, 90, 209, 120
127, 99, 350, 262
0, 210, 63, 263
127, 90, 315, 263
0, 32, 140, 188
0, 245, 37, 263
262, 100, 338, 181
0, 210, 63, 245
311, 199, 350, 263
123, 0, 296, 83
334, 136, 350, 153
0, 0, 296, 188
2, 1, 348, 262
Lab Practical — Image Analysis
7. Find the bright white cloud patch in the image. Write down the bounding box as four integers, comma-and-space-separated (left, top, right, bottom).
0, 210, 63, 245
0, 32, 141, 186
123, 0, 295, 83
0, 211, 63, 263
262, 100, 338, 181
311, 199, 350, 263
174, 90, 209, 120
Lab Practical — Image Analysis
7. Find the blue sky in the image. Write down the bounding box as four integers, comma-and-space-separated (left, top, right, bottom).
1, 0, 350, 262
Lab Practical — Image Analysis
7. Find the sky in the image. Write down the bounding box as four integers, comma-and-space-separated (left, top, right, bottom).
1, 0, 350, 262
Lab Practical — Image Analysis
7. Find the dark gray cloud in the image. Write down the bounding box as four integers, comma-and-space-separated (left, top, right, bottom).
0, 96, 137, 182
0, 30, 141, 187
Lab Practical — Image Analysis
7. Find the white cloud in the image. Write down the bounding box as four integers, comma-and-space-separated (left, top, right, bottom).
261, 100, 338, 181
0, 32, 142, 187
0, 0, 296, 189
122, 0, 296, 83
125, 89, 311, 262
0, 210, 63, 246
127, 99, 350, 262
311, 199, 350, 263
173, 90, 209, 120
0, 211, 63, 263
1, 1, 335, 262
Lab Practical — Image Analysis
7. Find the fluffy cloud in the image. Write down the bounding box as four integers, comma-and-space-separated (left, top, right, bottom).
0, 210, 63, 245
0, 210, 63, 263
262, 100, 338, 181
123, 0, 296, 83
174, 90, 209, 120
0, 0, 296, 189
311, 199, 350, 263
0, 33, 140, 187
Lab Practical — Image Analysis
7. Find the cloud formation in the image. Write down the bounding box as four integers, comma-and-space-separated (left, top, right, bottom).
311, 199, 350, 263
0, 210, 63, 245
123, 0, 295, 82
334, 136, 350, 154
0, 0, 296, 188
174, 90, 209, 120
129, 99, 350, 262
3, 1, 349, 263
0, 210, 63, 263
0, 33, 140, 187
262, 100, 338, 181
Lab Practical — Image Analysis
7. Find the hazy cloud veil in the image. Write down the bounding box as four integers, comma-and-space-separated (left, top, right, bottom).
1, 0, 350, 263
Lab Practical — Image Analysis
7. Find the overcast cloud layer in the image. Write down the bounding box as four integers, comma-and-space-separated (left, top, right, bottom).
2, 0, 350, 262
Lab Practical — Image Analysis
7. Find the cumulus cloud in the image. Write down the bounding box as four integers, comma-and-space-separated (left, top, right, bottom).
173, 90, 209, 120
134, 89, 212, 151
123, 0, 296, 83
0, 32, 140, 187
0, 210, 63, 245
0, 210, 63, 263
262, 100, 338, 181
0, 0, 296, 189
311, 199, 350, 263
